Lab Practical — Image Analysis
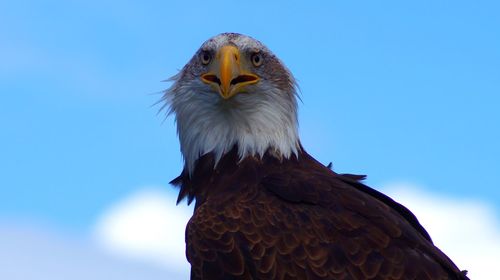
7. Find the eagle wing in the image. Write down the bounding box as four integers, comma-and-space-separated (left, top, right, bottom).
185, 154, 468, 280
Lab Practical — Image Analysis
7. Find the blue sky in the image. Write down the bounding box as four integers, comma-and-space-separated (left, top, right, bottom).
1, 0, 499, 278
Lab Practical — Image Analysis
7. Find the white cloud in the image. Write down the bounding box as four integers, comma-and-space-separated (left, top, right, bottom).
383, 183, 500, 280
0, 187, 194, 280
92, 188, 194, 270
0, 222, 187, 280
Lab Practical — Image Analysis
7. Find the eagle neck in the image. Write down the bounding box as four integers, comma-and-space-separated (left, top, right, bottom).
171, 145, 305, 207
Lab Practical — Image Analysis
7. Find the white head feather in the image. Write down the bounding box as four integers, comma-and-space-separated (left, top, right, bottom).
163, 33, 300, 174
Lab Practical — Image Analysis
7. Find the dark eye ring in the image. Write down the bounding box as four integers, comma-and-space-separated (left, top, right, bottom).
200, 51, 211, 65
251, 53, 263, 67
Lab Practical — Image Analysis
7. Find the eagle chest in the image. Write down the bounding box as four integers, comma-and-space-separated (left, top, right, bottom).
185, 186, 355, 280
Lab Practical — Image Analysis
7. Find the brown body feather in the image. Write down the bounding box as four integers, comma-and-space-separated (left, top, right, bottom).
171, 146, 468, 280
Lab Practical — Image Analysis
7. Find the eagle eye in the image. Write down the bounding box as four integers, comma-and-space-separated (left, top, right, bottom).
251, 53, 263, 67
200, 51, 211, 65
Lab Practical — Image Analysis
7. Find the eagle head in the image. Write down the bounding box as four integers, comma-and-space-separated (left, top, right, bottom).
163, 33, 300, 173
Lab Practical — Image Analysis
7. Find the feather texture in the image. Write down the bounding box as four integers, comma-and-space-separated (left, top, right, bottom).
171, 147, 469, 280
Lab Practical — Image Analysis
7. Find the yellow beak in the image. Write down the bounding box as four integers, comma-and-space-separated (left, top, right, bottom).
201, 45, 259, 99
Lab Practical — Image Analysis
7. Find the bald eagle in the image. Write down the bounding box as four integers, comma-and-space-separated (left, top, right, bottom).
163, 33, 469, 280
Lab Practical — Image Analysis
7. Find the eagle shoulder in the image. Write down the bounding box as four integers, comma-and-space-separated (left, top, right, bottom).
260, 152, 468, 280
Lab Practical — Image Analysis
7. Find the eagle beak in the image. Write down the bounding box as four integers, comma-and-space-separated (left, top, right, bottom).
201, 45, 260, 99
